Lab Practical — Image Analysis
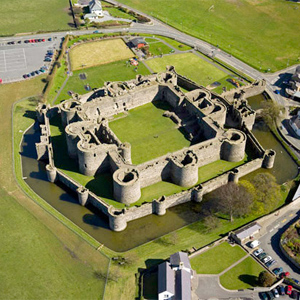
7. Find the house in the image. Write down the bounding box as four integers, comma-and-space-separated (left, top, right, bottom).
290, 110, 300, 137
286, 66, 300, 100
84, 13, 98, 20
231, 222, 262, 244
89, 0, 103, 17
130, 37, 147, 49
158, 252, 192, 300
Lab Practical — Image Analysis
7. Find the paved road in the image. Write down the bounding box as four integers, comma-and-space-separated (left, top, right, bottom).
259, 209, 300, 279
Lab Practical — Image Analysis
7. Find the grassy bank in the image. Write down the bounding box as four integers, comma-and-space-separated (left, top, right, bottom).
0, 77, 109, 299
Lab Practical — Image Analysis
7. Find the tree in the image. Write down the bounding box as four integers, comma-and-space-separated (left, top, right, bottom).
203, 215, 221, 232
258, 271, 275, 287
260, 100, 282, 129
251, 173, 281, 213
73, 6, 82, 15
211, 182, 253, 222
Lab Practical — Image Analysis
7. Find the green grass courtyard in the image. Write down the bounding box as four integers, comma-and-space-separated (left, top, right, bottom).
190, 242, 246, 274
109, 101, 190, 164
220, 256, 265, 290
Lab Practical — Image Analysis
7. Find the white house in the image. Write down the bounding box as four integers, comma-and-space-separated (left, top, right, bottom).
89, 0, 103, 17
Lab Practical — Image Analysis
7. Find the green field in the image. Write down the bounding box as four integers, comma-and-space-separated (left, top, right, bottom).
70, 39, 134, 70
145, 53, 229, 87
1, 0, 72, 36
109, 102, 190, 164
190, 242, 246, 274
51, 59, 151, 104
0, 78, 109, 299
144, 39, 173, 56
220, 257, 264, 290
118, 0, 300, 71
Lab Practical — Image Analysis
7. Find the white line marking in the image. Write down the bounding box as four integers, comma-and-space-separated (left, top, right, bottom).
274, 224, 279, 228
3, 50, 7, 72
270, 228, 274, 232
22, 48, 27, 69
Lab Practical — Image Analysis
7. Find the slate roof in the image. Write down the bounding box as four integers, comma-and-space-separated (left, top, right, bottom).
158, 262, 175, 295
170, 251, 191, 269
235, 222, 261, 240
90, 0, 102, 11
130, 37, 146, 47
175, 269, 191, 300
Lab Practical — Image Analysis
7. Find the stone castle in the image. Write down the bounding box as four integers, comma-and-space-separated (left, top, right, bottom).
35, 67, 274, 231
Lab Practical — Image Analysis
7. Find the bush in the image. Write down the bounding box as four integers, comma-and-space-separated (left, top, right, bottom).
258, 271, 275, 287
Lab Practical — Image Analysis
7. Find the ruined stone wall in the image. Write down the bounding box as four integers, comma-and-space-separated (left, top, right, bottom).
222, 80, 266, 103
177, 74, 203, 91
99, 122, 122, 146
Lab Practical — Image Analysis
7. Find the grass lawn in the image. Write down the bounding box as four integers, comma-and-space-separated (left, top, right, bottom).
156, 36, 192, 51
0, 77, 110, 299
70, 39, 134, 71
190, 242, 246, 274
109, 101, 190, 164
104, 6, 136, 20
220, 256, 265, 290
145, 40, 173, 56
0, 0, 71, 36
52, 59, 151, 104
145, 53, 228, 87
117, 0, 300, 71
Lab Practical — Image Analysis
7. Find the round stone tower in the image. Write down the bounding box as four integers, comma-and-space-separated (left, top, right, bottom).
76, 186, 89, 206
46, 164, 57, 183
221, 129, 247, 162
229, 168, 239, 183
108, 207, 127, 231
153, 196, 166, 216
77, 139, 107, 176
60, 100, 81, 127
36, 103, 50, 123
263, 149, 276, 169
119, 142, 132, 164
192, 185, 204, 202
171, 151, 198, 187
113, 168, 141, 205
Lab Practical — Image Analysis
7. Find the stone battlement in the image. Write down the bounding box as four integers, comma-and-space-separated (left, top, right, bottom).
35, 67, 274, 231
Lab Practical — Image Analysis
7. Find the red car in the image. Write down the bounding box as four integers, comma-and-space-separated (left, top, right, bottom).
286, 285, 293, 295
280, 271, 290, 278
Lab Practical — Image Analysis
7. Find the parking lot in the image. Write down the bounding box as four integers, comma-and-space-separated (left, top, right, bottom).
0, 35, 62, 82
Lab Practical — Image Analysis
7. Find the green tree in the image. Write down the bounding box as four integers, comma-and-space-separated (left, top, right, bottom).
251, 173, 281, 213
211, 182, 253, 222
260, 100, 282, 129
258, 271, 275, 287
203, 215, 221, 232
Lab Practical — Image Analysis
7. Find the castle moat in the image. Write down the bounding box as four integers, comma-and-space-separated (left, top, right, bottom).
21, 111, 298, 251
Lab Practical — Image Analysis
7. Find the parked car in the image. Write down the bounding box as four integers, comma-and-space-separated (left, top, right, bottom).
254, 248, 263, 256
23, 74, 28, 79
30, 71, 35, 76
272, 288, 279, 298
250, 240, 261, 248
258, 252, 267, 260
266, 260, 276, 268
17, 40, 21, 44
280, 271, 290, 278
93, 30, 101, 33
277, 285, 285, 295
48, 37, 52, 41
24, 40, 29, 43
266, 291, 274, 300
44, 57, 52, 62
286, 285, 293, 295
291, 290, 298, 299
273, 267, 283, 275
35, 70, 40, 75
292, 278, 300, 284
263, 256, 272, 264
26, 73, 31, 78
39, 68, 45, 73
260, 292, 268, 300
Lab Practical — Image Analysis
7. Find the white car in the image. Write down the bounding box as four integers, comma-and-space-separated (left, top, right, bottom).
272, 288, 279, 298
250, 240, 260, 248
253, 248, 263, 256
263, 256, 272, 264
